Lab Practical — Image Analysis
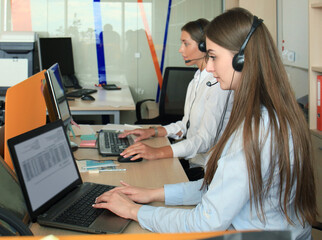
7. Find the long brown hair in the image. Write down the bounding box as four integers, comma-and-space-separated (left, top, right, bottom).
203, 8, 317, 225
181, 18, 209, 45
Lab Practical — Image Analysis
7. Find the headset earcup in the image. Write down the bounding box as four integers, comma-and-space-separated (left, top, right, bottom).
232, 53, 244, 72
198, 41, 207, 53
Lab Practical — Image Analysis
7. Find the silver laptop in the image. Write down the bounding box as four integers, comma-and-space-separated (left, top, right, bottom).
7, 120, 130, 234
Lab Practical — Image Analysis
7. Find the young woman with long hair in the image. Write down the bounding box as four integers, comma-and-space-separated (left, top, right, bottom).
118, 19, 232, 180
93, 8, 317, 239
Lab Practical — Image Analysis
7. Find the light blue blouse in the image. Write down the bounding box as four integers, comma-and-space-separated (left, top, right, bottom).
137, 107, 311, 240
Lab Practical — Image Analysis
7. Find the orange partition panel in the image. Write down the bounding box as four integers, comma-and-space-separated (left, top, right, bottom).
4, 70, 47, 170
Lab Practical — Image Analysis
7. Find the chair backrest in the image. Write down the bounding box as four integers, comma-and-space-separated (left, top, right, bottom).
0, 207, 33, 236
0, 155, 29, 234
159, 67, 197, 121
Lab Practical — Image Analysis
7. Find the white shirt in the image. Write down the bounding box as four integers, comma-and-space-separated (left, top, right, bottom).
138, 107, 311, 240
163, 68, 233, 166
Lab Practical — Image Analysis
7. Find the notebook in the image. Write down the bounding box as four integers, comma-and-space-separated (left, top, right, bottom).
7, 120, 130, 234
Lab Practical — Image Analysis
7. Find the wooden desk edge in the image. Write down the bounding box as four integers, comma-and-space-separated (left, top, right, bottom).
0, 230, 248, 240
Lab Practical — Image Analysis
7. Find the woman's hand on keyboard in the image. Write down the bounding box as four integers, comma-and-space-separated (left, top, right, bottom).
93, 189, 141, 221
93, 181, 164, 221
118, 128, 154, 142
114, 181, 165, 203
120, 142, 173, 160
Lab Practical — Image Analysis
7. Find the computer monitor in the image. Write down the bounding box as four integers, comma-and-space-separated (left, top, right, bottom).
39, 37, 80, 88
43, 63, 77, 150
44, 63, 72, 128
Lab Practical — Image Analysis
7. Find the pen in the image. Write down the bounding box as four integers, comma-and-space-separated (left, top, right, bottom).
88, 168, 126, 174
100, 168, 126, 172
83, 163, 119, 170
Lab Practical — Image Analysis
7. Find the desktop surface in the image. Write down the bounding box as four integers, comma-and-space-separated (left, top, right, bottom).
29, 125, 188, 236
67, 86, 135, 124
67, 87, 135, 111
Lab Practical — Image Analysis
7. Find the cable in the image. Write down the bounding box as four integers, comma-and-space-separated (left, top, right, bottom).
186, 61, 204, 130
213, 71, 235, 145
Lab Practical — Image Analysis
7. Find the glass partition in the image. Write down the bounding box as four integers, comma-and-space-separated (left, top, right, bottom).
1, 0, 222, 122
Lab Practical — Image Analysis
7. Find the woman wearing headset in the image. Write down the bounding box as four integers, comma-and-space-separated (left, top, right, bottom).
94, 8, 317, 239
119, 19, 232, 180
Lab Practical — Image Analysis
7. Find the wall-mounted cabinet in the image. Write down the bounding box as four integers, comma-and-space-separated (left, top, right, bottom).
309, 1, 322, 137
309, 3, 322, 237
224, 0, 276, 43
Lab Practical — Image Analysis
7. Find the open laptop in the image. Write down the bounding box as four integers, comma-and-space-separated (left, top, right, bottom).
7, 120, 130, 234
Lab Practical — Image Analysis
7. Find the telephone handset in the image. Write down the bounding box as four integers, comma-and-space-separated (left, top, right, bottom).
62, 75, 82, 89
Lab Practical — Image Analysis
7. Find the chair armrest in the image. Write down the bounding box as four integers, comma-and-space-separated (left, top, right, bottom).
313, 221, 322, 231
145, 101, 159, 119
0, 207, 33, 236
136, 99, 156, 122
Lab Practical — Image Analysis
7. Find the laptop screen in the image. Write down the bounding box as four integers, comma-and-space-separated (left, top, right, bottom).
12, 123, 79, 212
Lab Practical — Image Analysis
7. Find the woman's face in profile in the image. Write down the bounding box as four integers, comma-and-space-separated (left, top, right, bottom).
205, 38, 241, 90
179, 31, 203, 66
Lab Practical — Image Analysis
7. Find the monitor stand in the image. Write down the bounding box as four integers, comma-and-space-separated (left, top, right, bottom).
66, 124, 78, 152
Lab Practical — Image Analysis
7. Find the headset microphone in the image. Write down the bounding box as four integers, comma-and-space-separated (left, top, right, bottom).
185, 56, 205, 63
206, 81, 218, 87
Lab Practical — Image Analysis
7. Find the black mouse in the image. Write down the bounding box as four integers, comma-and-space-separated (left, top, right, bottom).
81, 95, 95, 101
117, 155, 143, 163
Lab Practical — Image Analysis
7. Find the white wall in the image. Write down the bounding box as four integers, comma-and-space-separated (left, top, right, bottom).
285, 66, 309, 99
226, 0, 308, 100
277, 0, 309, 99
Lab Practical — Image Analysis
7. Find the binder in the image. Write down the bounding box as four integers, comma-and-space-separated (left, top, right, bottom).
317, 75, 322, 131
4, 70, 47, 170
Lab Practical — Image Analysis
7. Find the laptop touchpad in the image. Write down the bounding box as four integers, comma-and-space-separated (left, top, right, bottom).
92, 210, 130, 233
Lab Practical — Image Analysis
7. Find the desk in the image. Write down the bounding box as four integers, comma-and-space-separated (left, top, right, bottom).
68, 86, 135, 124
30, 125, 188, 236
0, 231, 239, 240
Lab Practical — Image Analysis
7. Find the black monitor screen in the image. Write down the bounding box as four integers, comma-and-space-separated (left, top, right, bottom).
43, 63, 72, 128
39, 38, 75, 76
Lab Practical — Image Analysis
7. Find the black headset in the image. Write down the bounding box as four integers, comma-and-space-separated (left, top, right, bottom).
195, 20, 207, 53
232, 16, 263, 72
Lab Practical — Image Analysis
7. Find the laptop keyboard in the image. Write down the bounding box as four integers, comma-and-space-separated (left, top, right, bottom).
54, 184, 114, 227
66, 89, 97, 98
98, 130, 132, 156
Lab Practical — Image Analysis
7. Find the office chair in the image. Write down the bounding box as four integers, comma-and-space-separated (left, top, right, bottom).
313, 221, 322, 231
135, 67, 197, 125
0, 207, 33, 236
202, 230, 291, 240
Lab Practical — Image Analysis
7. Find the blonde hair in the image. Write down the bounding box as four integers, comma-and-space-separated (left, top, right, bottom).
203, 7, 317, 225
